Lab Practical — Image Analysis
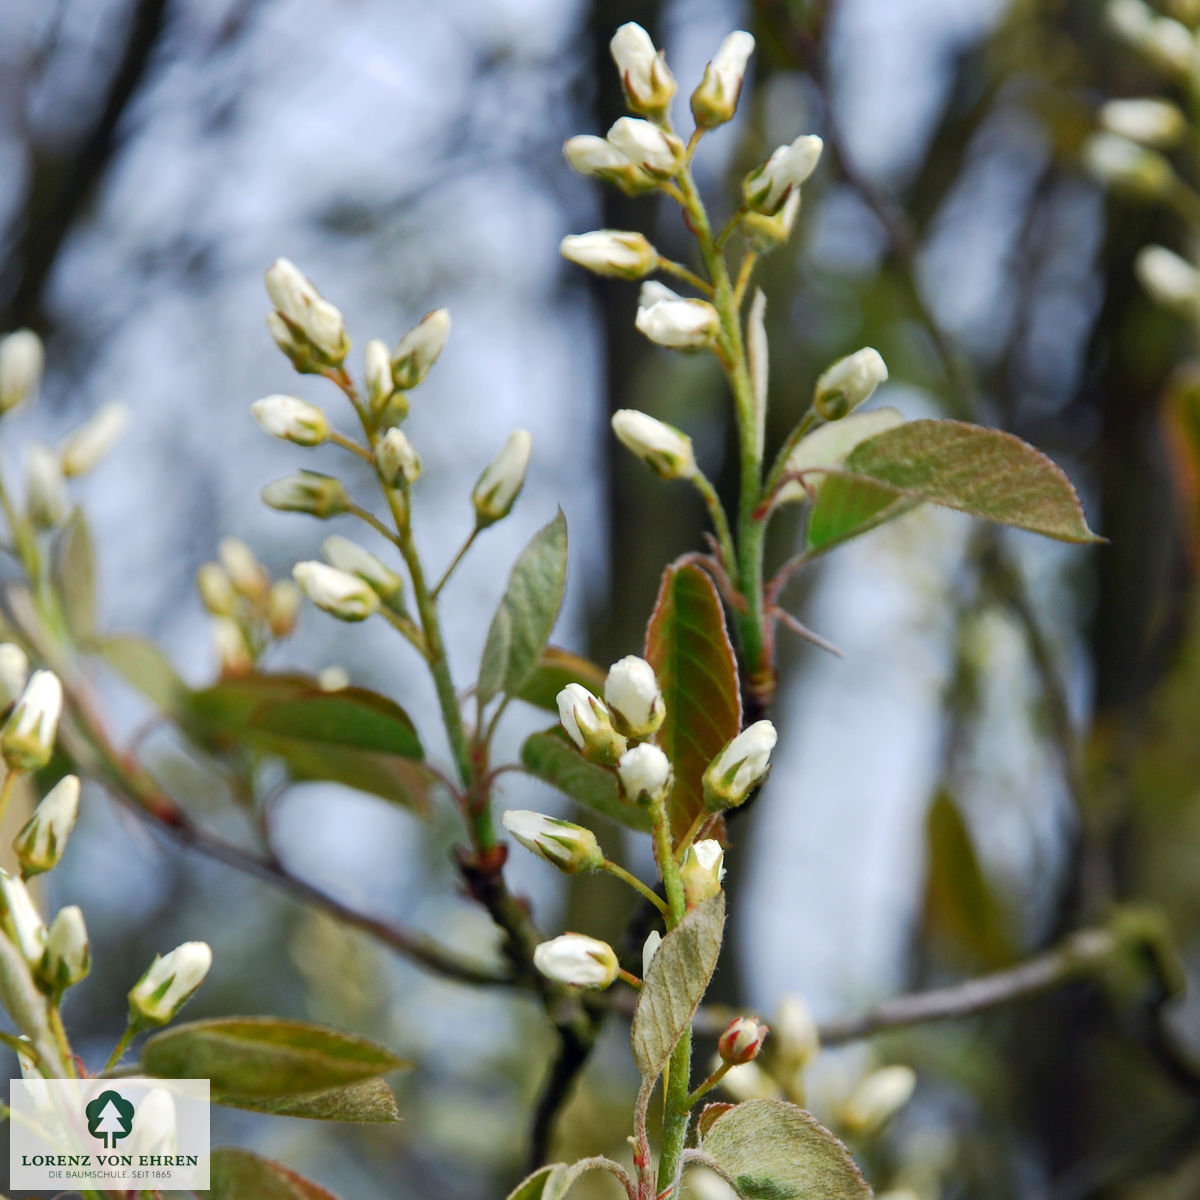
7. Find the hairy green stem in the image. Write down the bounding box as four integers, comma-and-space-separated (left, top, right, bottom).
102, 1022, 139, 1074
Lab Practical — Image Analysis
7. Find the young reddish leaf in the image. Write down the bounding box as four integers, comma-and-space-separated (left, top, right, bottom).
645, 563, 741, 841
210, 1148, 340, 1200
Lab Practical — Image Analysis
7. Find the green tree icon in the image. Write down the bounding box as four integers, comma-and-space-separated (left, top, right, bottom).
85, 1090, 135, 1149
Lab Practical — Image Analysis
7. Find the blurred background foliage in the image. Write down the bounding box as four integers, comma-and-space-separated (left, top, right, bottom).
3, 0, 1200, 1196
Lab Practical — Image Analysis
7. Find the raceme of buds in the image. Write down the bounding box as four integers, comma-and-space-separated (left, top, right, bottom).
718, 1016, 769, 1066
604, 655, 665, 738
264, 258, 348, 365
391, 309, 450, 391
472, 429, 532, 527
617, 743, 673, 806
606, 118, 684, 179
840, 1065, 917, 1136
563, 136, 656, 196
262, 471, 349, 519
1083, 132, 1174, 200
365, 339, 394, 411
814, 347, 889, 420
293, 562, 381, 622
692, 30, 755, 128
612, 408, 697, 479
557, 683, 627, 765
25, 443, 69, 530
2, 669, 64, 773
533, 933, 620, 989
39, 906, 90, 992
773, 993, 821, 1073
610, 22, 676, 117
0, 329, 44, 415
128, 941, 213, 1027
14, 775, 80, 878
267, 580, 301, 638
703, 720, 778, 811
1099, 97, 1185, 148
560, 231, 657, 280
0, 870, 45, 964
680, 838, 726, 906
60, 403, 129, 476
1135, 244, 1200, 310
251, 395, 330, 447
219, 537, 270, 601
743, 190, 801, 254
374, 428, 422, 488
212, 617, 253, 675
744, 135, 824, 215
501, 810, 605, 874
323, 535, 405, 611
635, 282, 719, 351
0, 644, 29, 710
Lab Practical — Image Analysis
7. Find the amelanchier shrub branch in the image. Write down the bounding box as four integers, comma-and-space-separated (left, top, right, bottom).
0, 17, 1110, 1200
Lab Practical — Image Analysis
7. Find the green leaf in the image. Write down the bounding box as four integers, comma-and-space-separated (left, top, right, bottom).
645, 564, 741, 841
521, 728, 651, 832
52, 510, 95, 639
836, 419, 1101, 544
700, 1099, 871, 1200
478, 511, 568, 704
806, 477, 918, 553
215, 1077, 400, 1122
210, 1148, 340, 1200
96, 634, 188, 714
506, 1165, 568, 1200
631, 893, 725, 1084
248, 687, 423, 758
141, 1017, 407, 1098
515, 646, 607, 712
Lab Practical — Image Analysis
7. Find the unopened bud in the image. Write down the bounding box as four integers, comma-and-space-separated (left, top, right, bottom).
318, 666, 350, 692
610, 22, 676, 118
642, 930, 662, 976
680, 838, 725, 906
718, 1016, 769, 1065
472, 430, 532, 527
251, 395, 329, 447
128, 941, 212, 1027
218, 537, 270, 602
304, 297, 349, 365
264, 259, 347, 366
0, 870, 45, 965
702, 720, 777, 811
0, 645, 29, 711
391, 309, 450, 390
265, 258, 319, 325
720, 1060, 782, 1102
774, 994, 820, 1073
60, 403, 129, 476
744, 136, 823, 215
374, 428, 421, 488
2, 670, 63, 773
692, 31, 755, 128
292, 562, 380, 622
267, 580, 301, 637
364, 339, 394, 411
1100, 97, 1186, 148
556, 683, 627, 765
196, 563, 236, 616
38, 906, 90, 992
1136, 244, 1200, 310
266, 310, 313, 373
501, 810, 605, 874
604, 655, 664, 738
1083, 132, 1174, 199
25, 444, 69, 530
0, 330, 44, 415
612, 408, 696, 478
635, 282, 719, 351
607, 117, 684, 179
322, 535, 405, 611
743, 191, 802, 254
1107, 0, 1196, 74
262, 471, 349, 518
617, 743, 673, 806
840, 1065, 916, 1135
560, 231, 656, 279
14, 775, 79, 877
814, 347, 888, 420
563, 135, 656, 196
212, 617, 253, 675
533, 933, 619, 989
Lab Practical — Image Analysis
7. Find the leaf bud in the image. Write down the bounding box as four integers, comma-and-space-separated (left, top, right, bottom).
391, 309, 450, 391
840, 1065, 917, 1135
128, 941, 212, 1027
374, 428, 422, 488
322, 535, 406, 612
38, 906, 90, 993
14, 775, 80, 877
262, 471, 349, 519
556, 683, 627, 765
2, 670, 63, 773
702, 720, 777, 811
814, 347, 888, 420
612, 408, 696, 478
501, 810, 605, 874
472, 430, 532, 527
60, 403, 129, 476
610, 22, 676, 117
717, 1016, 769, 1065
0, 329, 44, 415
533, 933, 619, 989
743, 135, 824, 215
292, 562, 381, 622
691, 31, 755, 129
680, 838, 725, 906
617, 743, 673, 806
0, 644, 29, 711
251, 395, 330, 447
560, 231, 657, 279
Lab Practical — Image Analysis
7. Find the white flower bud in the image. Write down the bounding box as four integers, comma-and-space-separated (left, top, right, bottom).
212, 616, 253, 675
604, 655, 664, 738
777, 407, 905, 504
195, 563, 235, 616
1106, 0, 1196, 74
319, 666, 350, 692
692, 31, 755, 128
0, 644, 29, 711
610, 22, 676, 116
59, 403, 129, 476
364, 339, 393, 411
635, 282, 719, 350
744, 135, 824, 215
1135, 244, 1200, 309
292, 562, 380, 622
304, 297, 348, 364
556, 683, 627, 765
251, 395, 329, 447
25, 443, 69, 529
718, 1015, 769, 1065
1100, 97, 1186, 148
720, 1060, 782, 1102
267, 581, 301, 638
533, 933, 619, 989
218, 537, 270, 601
0, 329, 44, 414
703, 720, 777, 811
128, 941, 212, 1027
14, 775, 80, 877
266, 309, 312, 373
262, 471, 349, 518
1083, 132, 1174, 199
617, 743, 673, 806
563, 135, 656, 195
642, 930, 662, 976
743, 190, 802, 254
2, 670, 63, 773
265, 258, 320, 325
840, 1065, 917, 1135
774, 994, 821, 1073
38, 906, 90, 992
560, 231, 657, 279
612, 409, 697, 478
607, 117, 684, 179
264, 260, 347, 365
814, 347, 889, 420
680, 838, 725, 906
0, 870, 45, 965
391, 309, 450, 390
501, 810, 605, 874
323, 535, 405, 610
472, 429, 532, 527
374, 428, 422, 488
